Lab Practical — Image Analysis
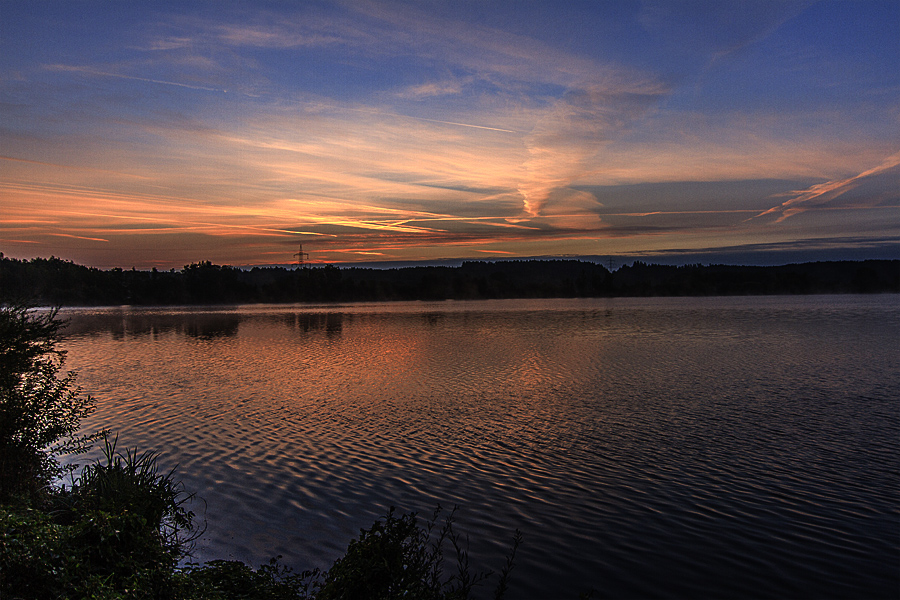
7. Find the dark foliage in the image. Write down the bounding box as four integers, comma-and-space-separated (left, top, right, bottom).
176, 558, 318, 600
1, 506, 181, 599
316, 506, 520, 600
1, 435, 198, 599
0, 305, 192, 598
0, 304, 99, 503
2, 253, 898, 306
69, 433, 199, 554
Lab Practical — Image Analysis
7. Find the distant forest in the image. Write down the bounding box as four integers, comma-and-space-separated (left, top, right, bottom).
1, 254, 898, 306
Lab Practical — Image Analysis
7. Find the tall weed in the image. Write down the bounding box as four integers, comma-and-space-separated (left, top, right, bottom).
73, 433, 199, 557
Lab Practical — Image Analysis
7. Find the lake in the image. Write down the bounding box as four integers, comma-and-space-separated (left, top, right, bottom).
59, 296, 899, 598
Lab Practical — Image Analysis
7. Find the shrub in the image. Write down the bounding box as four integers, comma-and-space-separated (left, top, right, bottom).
0, 505, 179, 599
71, 433, 198, 556
1, 435, 200, 599
0, 304, 100, 504
176, 558, 319, 600
317, 506, 521, 600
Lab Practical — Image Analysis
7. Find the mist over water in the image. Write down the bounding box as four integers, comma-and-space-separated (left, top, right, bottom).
60, 296, 899, 599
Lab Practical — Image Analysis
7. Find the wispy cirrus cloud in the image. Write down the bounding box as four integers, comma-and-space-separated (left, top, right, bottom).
518, 79, 668, 217
211, 23, 345, 48
638, 0, 813, 60
395, 77, 470, 100
755, 150, 900, 222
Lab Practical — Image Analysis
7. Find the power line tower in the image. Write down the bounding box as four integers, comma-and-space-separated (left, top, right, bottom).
294, 244, 310, 269
607, 256, 616, 271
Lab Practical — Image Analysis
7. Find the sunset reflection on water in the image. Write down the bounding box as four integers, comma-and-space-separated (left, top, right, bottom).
59, 297, 900, 599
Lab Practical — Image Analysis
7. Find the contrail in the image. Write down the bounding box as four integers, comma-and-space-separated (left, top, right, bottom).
107, 73, 226, 93
54, 209, 336, 239
405, 115, 519, 134
343, 106, 520, 133
600, 209, 760, 217
47, 233, 110, 243
48, 64, 517, 132
47, 64, 227, 93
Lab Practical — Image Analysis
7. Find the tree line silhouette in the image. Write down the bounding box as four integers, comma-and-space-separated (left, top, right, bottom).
1, 253, 897, 306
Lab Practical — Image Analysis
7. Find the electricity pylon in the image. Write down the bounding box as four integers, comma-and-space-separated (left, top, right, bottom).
294, 244, 310, 269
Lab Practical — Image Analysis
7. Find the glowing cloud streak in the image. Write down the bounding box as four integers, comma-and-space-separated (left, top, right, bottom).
755, 151, 900, 222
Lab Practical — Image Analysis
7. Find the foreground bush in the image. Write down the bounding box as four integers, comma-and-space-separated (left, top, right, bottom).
318, 507, 520, 600
175, 507, 520, 600
71, 434, 198, 553
2, 502, 519, 599
0, 305, 99, 504
0, 305, 192, 598
1, 505, 181, 599
1, 434, 199, 598
176, 558, 318, 600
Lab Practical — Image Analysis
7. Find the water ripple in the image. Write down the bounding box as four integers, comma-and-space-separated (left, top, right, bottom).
60, 297, 900, 599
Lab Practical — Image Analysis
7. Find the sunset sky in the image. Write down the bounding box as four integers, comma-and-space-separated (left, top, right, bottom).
2, 1, 898, 269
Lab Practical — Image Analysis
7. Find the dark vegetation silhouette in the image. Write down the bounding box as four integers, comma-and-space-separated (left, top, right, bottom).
0, 305, 100, 503
0, 304, 520, 599
1, 253, 898, 306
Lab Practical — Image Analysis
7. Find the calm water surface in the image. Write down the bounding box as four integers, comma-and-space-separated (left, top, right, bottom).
59, 296, 899, 598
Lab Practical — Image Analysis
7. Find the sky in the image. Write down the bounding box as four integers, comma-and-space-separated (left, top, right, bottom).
1, 0, 898, 269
